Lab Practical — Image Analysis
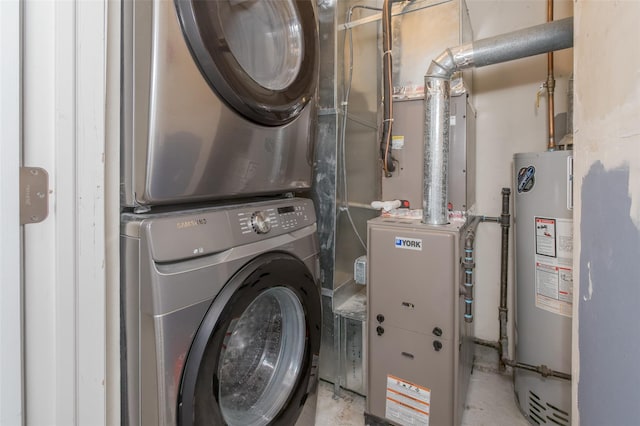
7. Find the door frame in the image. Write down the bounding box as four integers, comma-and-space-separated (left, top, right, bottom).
17, 0, 117, 424
0, 0, 24, 424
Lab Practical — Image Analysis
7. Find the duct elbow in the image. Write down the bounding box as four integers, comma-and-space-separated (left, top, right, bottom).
426, 43, 475, 80
426, 49, 455, 79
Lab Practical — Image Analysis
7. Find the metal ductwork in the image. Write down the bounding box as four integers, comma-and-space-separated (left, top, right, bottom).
422, 17, 573, 225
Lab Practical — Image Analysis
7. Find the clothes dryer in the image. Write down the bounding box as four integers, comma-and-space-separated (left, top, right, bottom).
121, 0, 319, 208
120, 198, 321, 425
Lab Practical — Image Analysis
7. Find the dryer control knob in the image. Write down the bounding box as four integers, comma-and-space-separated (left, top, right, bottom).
251, 211, 272, 234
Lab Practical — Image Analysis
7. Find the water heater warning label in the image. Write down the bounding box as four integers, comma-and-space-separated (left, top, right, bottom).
535, 218, 556, 257
534, 217, 573, 317
385, 375, 430, 426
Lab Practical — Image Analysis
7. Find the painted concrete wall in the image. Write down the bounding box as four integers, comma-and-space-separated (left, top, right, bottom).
573, 2, 640, 424
465, 0, 574, 346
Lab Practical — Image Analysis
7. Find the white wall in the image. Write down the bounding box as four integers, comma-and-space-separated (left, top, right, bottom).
465, 0, 574, 345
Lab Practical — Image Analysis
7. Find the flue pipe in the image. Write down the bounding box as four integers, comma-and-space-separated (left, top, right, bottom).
422, 17, 573, 225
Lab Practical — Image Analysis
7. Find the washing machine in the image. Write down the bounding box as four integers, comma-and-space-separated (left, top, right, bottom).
121, 0, 319, 208
120, 197, 322, 425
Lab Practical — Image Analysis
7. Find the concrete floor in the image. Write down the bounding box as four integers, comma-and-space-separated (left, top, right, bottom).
315, 344, 530, 426
316, 381, 366, 426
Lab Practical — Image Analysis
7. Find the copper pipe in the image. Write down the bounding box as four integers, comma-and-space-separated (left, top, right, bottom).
546, 0, 556, 150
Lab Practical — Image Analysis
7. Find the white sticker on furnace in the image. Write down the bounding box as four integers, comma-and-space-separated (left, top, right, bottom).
395, 237, 423, 251
392, 135, 405, 150
386, 375, 431, 426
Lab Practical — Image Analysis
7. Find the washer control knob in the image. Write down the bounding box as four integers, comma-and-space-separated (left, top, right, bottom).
251, 211, 271, 234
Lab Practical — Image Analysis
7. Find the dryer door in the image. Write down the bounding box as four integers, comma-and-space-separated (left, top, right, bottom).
174, 0, 318, 127
177, 253, 321, 425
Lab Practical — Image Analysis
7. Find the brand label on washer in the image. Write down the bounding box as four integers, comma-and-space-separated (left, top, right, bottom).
176, 218, 207, 229
395, 237, 422, 251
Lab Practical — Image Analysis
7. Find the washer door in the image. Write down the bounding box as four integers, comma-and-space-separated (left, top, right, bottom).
174, 0, 318, 127
177, 253, 321, 425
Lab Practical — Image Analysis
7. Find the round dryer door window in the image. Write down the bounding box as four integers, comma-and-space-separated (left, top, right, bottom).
219, 2, 302, 91
177, 253, 321, 426
175, 0, 319, 126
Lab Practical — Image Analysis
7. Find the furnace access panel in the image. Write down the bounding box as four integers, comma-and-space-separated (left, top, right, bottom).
365, 217, 473, 426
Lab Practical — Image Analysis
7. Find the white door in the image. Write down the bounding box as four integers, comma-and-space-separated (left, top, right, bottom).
2, 0, 119, 424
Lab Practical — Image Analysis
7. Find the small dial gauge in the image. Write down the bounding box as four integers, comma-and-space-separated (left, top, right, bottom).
251, 211, 271, 234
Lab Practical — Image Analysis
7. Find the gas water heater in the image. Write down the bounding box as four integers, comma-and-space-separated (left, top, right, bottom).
514, 150, 573, 426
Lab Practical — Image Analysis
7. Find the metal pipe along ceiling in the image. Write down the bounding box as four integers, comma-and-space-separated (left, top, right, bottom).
422, 17, 574, 225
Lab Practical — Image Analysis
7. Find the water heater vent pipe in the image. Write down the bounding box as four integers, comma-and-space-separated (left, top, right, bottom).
422, 17, 573, 225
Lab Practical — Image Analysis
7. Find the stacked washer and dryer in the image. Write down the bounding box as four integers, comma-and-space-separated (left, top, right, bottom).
119, 1, 322, 425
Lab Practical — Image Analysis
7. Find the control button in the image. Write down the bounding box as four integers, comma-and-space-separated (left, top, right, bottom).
433, 340, 443, 351
376, 314, 385, 323
432, 327, 443, 337
251, 211, 271, 234
376, 326, 385, 336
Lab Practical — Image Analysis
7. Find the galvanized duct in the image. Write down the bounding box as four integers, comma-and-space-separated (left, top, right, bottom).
423, 17, 573, 225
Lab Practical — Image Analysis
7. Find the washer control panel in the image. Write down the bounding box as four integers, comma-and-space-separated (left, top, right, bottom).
235, 200, 313, 237
139, 198, 316, 262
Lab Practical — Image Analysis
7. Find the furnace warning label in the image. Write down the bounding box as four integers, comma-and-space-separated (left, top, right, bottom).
385, 375, 430, 426
534, 217, 573, 317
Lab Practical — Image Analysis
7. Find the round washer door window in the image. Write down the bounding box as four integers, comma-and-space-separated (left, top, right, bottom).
177, 254, 322, 426
175, 0, 318, 126
218, 287, 305, 425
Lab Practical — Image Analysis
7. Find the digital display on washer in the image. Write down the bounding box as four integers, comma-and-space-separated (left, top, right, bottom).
277, 206, 295, 214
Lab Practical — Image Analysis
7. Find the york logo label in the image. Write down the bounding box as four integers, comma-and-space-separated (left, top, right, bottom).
395, 237, 422, 251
